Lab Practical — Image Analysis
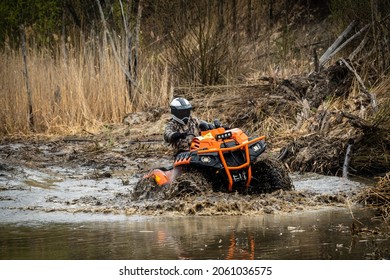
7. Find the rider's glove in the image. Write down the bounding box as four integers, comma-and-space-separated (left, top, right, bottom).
199, 121, 209, 131
171, 132, 187, 141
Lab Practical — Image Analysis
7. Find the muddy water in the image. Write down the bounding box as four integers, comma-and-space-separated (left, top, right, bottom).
1, 209, 389, 260
0, 156, 389, 259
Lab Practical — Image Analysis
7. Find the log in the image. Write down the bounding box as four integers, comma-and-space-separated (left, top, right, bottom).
319, 21, 357, 67
321, 24, 370, 67
342, 139, 354, 178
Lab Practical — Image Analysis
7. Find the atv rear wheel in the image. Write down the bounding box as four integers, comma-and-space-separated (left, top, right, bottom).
249, 157, 294, 193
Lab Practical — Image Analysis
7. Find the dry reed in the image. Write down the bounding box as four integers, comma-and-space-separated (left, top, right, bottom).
356, 172, 390, 217
0, 35, 171, 136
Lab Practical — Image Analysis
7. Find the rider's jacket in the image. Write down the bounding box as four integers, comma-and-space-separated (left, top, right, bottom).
163, 117, 200, 157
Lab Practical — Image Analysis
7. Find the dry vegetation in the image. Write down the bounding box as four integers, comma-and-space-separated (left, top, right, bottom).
0, 37, 172, 135
355, 172, 390, 217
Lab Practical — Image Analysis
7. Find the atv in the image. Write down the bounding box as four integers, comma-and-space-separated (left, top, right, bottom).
131, 120, 293, 200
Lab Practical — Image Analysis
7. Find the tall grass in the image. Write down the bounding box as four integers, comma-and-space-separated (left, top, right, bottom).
0, 34, 171, 136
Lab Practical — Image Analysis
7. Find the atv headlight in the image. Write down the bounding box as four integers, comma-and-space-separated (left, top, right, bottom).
252, 143, 261, 152
200, 156, 212, 163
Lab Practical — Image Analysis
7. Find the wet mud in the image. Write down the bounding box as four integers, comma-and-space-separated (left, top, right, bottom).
0, 137, 368, 220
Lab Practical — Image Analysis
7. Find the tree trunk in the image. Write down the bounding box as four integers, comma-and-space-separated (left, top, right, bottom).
20, 25, 35, 131
126, 0, 143, 109
268, 0, 274, 26
61, 5, 67, 64
133, 0, 142, 83
232, 0, 238, 44
218, 0, 225, 32
246, 0, 252, 38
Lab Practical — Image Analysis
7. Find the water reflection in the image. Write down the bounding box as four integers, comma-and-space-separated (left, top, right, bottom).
1, 208, 388, 260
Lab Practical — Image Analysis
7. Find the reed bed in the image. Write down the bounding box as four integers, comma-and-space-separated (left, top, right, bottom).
0, 36, 172, 136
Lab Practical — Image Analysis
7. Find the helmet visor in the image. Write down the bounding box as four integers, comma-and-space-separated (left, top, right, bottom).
173, 108, 191, 124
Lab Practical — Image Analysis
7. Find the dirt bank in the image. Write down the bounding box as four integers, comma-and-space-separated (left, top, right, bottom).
175, 61, 389, 177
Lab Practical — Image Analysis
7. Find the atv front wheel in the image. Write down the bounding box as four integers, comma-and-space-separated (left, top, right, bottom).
131, 169, 213, 201
249, 157, 294, 193
165, 169, 214, 199
131, 177, 166, 201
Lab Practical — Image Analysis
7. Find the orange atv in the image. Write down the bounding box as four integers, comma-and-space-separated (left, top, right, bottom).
132, 121, 293, 200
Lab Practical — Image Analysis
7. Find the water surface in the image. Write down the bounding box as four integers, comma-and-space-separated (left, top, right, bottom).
1, 208, 388, 260
1, 161, 388, 260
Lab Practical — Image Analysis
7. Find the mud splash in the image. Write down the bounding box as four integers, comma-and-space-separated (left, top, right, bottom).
0, 159, 366, 221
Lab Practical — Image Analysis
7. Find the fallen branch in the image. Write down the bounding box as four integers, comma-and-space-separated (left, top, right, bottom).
349, 33, 368, 60
319, 20, 357, 67
340, 58, 377, 112
342, 139, 354, 178
342, 111, 372, 130
321, 24, 370, 67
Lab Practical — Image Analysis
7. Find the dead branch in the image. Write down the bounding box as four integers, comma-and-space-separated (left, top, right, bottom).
342, 111, 372, 130
319, 21, 357, 67
313, 47, 319, 72
342, 139, 354, 178
349, 34, 368, 60
340, 58, 377, 112
321, 24, 370, 67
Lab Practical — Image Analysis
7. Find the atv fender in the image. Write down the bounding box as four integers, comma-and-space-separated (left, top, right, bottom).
144, 166, 182, 186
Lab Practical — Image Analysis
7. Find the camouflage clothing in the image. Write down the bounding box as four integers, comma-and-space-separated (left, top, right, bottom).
164, 117, 200, 156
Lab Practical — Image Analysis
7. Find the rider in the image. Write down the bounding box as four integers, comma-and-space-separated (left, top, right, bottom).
164, 97, 201, 157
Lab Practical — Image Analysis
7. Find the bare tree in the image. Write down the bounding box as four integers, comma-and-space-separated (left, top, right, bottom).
20, 25, 35, 131
96, 0, 144, 109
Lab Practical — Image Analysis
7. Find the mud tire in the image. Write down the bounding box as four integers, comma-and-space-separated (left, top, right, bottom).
132, 169, 213, 201
131, 177, 166, 201
249, 157, 294, 193
165, 169, 214, 199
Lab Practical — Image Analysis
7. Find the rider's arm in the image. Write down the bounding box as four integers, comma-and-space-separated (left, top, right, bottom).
164, 120, 186, 144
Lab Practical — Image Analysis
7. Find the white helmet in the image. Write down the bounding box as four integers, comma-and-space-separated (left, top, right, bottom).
170, 97, 192, 124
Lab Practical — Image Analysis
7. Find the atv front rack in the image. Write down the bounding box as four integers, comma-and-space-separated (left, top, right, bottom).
175, 135, 266, 192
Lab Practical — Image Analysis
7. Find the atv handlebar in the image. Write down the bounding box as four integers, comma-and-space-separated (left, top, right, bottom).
199, 119, 227, 132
